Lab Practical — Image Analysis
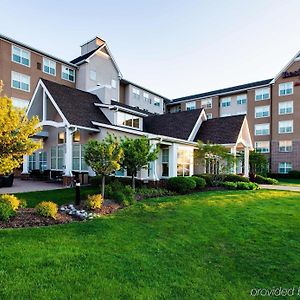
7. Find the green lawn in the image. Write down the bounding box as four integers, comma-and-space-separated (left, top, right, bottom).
277, 178, 300, 186
1, 189, 300, 299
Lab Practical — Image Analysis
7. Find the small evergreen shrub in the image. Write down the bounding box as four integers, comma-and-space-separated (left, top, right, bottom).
0, 194, 20, 211
35, 201, 58, 219
192, 176, 206, 190
288, 170, 300, 179
19, 199, 27, 208
194, 174, 214, 187
222, 181, 237, 190
167, 177, 196, 194
254, 175, 278, 185
223, 174, 250, 183
86, 194, 103, 210
135, 188, 173, 199
0, 201, 15, 222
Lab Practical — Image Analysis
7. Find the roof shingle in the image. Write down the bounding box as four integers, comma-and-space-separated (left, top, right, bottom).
70, 47, 100, 64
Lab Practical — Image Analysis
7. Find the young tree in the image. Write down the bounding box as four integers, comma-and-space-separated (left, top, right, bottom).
84, 135, 123, 197
121, 136, 159, 190
249, 151, 268, 177
195, 141, 235, 182
0, 81, 41, 175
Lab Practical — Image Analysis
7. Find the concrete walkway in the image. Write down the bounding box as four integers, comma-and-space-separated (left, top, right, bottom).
0, 179, 64, 194
259, 184, 300, 192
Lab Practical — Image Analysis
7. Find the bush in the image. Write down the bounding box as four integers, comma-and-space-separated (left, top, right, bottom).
107, 182, 136, 206
194, 174, 214, 187
167, 177, 196, 194
288, 170, 300, 179
19, 199, 27, 208
0, 201, 15, 222
192, 176, 206, 190
0, 194, 20, 211
236, 182, 258, 190
254, 175, 278, 185
35, 201, 58, 219
86, 194, 103, 210
135, 188, 173, 199
222, 181, 237, 190
223, 174, 250, 183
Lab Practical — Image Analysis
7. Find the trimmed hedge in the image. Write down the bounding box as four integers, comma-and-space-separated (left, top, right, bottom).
254, 175, 278, 185
223, 174, 250, 183
193, 174, 249, 186
222, 181, 258, 190
192, 176, 206, 190
167, 177, 196, 194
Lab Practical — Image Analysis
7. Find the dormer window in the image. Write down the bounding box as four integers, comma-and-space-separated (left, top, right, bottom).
117, 112, 142, 130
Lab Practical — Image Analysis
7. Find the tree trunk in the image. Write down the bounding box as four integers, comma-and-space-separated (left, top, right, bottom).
132, 174, 135, 191
101, 175, 105, 198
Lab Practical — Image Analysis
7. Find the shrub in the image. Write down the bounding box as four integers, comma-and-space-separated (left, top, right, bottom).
167, 177, 196, 194
0, 201, 15, 222
223, 174, 250, 183
35, 201, 58, 219
222, 181, 237, 190
194, 174, 214, 187
288, 170, 300, 179
86, 194, 103, 210
192, 176, 206, 190
111, 191, 131, 207
254, 175, 278, 185
135, 188, 173, 199
0, 194, 20, 211
19, 199, 27, 208
236, 182, 258, 190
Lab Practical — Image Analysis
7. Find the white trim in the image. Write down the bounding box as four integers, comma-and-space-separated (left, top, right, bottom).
188, 110, 207, 141
61, 65, 75, 82
39, 120, 66, 128
11, 44, 31, 68
11, 71, 30, 92
69, 124, 100, 132
43, 57, 56, 77
94, 102, 149, 117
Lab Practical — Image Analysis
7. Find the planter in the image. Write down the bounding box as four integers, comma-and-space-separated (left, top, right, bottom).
0, 174, 14, 188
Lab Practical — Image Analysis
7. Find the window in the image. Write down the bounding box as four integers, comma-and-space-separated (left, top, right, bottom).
279, 82, 293, 96
154, 97, 161, 107
161, 148, 169, 177
186, 101, 196, 111
237, 94, 247, 105
38, 152, 47, 171
279, 141, 292, 152
144, 92, 150, 102
175, 105, 181, 112
177, 149, 193, 176
62, 66, 75, 82
72, 144, 88, 171
90, 70, 96, 81
73, 131, 80, 142
117, 112, 141, 129
278, 162, 292, 174
201, 98, 212, 109
279, 120, 293, 134
279, 101, 293, 115
58, 132, 65, 144
206, 113, 213, 119
255, 141, 270, 153
43, 58, 56, 76
255, 105, 270, 118
111, 79, 117, 88
132, 87, 140, 99
50, 145, 65, 170
221, 97, 231, 107
11, 72, 30, 92
28, 153, 36, 171
11, 97, 29, 109
255, 88, 270, 101
255, 123, 270, 136
12, 45, 30, 66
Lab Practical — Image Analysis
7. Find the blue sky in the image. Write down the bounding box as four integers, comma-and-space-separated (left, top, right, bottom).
1, 0, 300, 98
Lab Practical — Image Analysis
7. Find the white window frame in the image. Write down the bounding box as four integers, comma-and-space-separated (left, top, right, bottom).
11, 97, 29, 109
11, 71, 30, 92
236, 94, 247, 105
221, 97, 231, 107
143, 92, 150, 103
132, 87, 140, 99
255, 141, 270, 153
161, 148, 169, 177
11, 45, 30, 67
279, 101, 293, 115
61, 65, 75, 82
117, 112, 142, 130
255, 105, 270, 118
255, 88, 270, 101
154, 97, 161, 107
43, 57, 56, 76
28, 153, 36, 171
206, 113, 213, 119
278, 120, 293, 134
201, 98, 212, 109
255, 123, 270, 136
38, 151, 48, 171
50, 145, 65, 171
279, 141, 293, 153
72, 144, 88, 171
279, 82, 293, 96
278, 162, 292, 174
177, 148, 193, 177
186, 101, 196, 111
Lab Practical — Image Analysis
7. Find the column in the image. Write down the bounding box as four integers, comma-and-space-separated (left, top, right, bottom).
169, 143, 178, 177
22, 155, 29, 174
244, 146, 249, 177
149, 140, 159, 181
63, 127, 73, 186
230, 146, 237, 174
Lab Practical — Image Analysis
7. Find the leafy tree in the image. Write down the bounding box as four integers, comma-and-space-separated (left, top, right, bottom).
121, 136, 159, 190
0, 81, 41, 175
84, 135, 123, 197
249, 150, 268, 177
195, 141, 235, 183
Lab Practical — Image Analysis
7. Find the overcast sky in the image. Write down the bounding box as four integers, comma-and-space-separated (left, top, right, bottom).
1, 0, 300, 99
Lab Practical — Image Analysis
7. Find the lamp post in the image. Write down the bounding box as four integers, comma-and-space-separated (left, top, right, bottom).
75, 179, 81, 206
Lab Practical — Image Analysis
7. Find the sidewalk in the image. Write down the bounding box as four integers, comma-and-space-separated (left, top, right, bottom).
259, 184, 300, 192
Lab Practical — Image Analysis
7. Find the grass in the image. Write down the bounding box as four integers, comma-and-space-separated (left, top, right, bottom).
1, 189, 300, 299
277, 178, 300, 186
